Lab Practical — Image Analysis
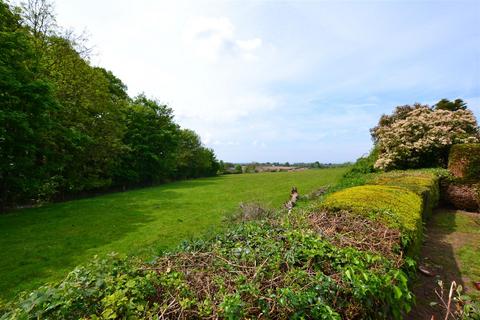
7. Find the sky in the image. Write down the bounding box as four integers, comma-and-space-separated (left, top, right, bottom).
51, 0, 480, 163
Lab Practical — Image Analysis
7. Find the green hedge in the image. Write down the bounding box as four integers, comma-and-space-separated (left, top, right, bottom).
322, 185, 423, 254
322, 170, 441, 256
368, 171, 441, 218
448, 144, 480, 182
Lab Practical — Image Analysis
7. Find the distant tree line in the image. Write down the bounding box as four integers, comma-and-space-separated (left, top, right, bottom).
0, 0, 219, 211
217, 161, 350, 174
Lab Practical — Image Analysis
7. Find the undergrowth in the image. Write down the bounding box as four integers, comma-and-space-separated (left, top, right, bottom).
1, 216, 414, 320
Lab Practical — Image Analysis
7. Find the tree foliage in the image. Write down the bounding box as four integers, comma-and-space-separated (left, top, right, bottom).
371, 100, 479, 170
434, 98, 467, 112
0, 0, 220, 210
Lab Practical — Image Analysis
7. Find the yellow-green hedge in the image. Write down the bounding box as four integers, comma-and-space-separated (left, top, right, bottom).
368, 171, 440, 218
322, 171, 441, 256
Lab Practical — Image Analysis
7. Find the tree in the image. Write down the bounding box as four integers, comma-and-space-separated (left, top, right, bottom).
372, 101, 479, 170
0, 0, 59, 208
20, 0, 56, 38
372, 103, 426, 140
0, 0, 222, 210
94, 67, 129, 102
434, 98, 467, 112
114, 95, 179, 186
40, 36, 126, 193
244, 164, 256, 173
176, 129, 219, 178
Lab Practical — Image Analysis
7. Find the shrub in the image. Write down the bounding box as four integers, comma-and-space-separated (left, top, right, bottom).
225, 202, 276, 223
307, 210, 404, 266
368, 170, 441, 218
2, 217, 414, 319
2, 171, 446, 319
0, 254, 158, 319
147, 222, 412, 319
244, 164, 256, 174
321, 185, 423, 254
448, 144, 480, 182
343, 147, 379, 178
234, 164, 243, 174
371, 105, 479, 170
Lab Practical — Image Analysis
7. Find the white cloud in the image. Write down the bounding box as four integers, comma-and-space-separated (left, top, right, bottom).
183, 16, 262, 62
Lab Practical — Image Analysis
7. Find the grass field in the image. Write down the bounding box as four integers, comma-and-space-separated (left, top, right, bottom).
0, 168, 347, 301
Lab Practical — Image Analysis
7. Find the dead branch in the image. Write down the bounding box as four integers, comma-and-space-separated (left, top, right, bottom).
284, 187, 299, 212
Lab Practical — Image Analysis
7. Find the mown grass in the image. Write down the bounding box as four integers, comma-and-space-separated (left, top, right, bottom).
432, 210, 480, 298
0, 168, 347, 301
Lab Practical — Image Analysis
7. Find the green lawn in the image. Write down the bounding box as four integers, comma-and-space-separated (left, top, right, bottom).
0, 168, 347, 301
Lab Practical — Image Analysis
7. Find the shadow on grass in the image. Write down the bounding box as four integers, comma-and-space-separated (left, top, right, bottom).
408, 208, 466, 319
0, 178, 230, 301
0, 205, 155, 301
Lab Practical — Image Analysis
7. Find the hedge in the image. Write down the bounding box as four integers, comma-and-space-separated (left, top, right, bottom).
322, 170, 441, 256
443, 182, 480, 212
448, 143, 480, 182
445, 144, 480, 211
368, 171, 441, 218
322, 185, 423, 254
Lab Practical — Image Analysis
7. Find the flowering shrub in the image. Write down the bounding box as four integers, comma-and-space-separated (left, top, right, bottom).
371, 106, 479, 170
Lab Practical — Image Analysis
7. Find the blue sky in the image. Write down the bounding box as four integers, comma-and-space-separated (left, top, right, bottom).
53, 0, 480, 163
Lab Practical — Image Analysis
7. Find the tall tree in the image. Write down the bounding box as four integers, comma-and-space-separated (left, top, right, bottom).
0, 0, 58, 208
1, 0, 222, 210
114, 95, 179, 187
175, 129, 219, 178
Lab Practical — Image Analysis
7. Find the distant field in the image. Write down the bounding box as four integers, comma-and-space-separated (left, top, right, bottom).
0, 167, 347, 301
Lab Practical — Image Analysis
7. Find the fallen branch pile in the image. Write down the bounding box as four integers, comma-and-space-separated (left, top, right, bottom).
308, 210, 403, 267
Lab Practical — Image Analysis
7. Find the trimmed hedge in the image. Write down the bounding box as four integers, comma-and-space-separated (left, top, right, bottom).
445, 144, 480, 211
448, 144, 480, 182
368, 171, 441, 218
322, 185, 423, 254
443, 183, 480, 212
322, 170, 442, 256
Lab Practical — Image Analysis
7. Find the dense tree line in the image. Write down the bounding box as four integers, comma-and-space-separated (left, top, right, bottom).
0, 0, 219, 211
